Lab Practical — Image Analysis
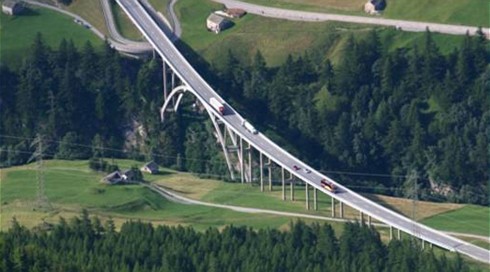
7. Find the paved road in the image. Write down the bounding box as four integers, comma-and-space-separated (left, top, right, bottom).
116, 0, 490, 264
213, 0, 490, 38
147, 183, 490, 243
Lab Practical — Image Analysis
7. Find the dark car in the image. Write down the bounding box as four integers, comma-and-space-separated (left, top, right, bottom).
293, 165, 300, 171
320, 179, 336, 193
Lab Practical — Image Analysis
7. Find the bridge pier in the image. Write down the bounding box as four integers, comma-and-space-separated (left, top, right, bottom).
268, 158, 272, 191
390, 226, 393, 240
339, 201, 344, 218
240, 137, 244, 183
331, 198, 336, 217
360, 211, 364, 224
305, 183, 310, 210
248, 142, 252, 184
281, 167, 285, 200
368, 215, 371, 226
163, 63, 167, 100
313, 188, 318, 210
397, 229, 401, 239
290, 180, 295, 201
259, 153, 264, 192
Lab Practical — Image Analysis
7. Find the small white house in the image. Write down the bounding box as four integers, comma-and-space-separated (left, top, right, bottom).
2, 0, 23, 15
206, 13, 231, 34
141, 161, 159, 174
364, 0, 386, 15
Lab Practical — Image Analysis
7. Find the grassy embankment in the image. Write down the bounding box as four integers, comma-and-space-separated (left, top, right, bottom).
0, 5, 102, 68
0, 160, 341, 233
172, 0, 467, 69
109, 0, 145, 41
65, 0, 108, 35
239, 0, 489, 27
2, 160, 488, 240
2, 159, 489, 269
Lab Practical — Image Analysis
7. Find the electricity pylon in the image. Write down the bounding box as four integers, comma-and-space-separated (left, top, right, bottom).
29, 134, 51, 211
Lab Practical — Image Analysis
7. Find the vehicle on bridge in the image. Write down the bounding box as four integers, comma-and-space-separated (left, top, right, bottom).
210, 97, 225, 115
242, 120, 258, 134
321, 179, 336, 193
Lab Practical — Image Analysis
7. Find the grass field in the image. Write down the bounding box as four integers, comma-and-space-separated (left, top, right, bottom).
2, 160, 489, 269
383, 0, 489, 28
65, 0, 108, 35
422, 205, 490, 237
240, 0, 489, 27
110, 0, 145, 41
0, 6, 102, 68
0, 160, 346, 233
175, 0, 467, 69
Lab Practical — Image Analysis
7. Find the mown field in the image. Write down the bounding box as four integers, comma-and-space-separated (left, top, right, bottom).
0, 6, 102, 68
240, 0, 489, 27
173, 0, 467, 69
110, 0, 145, 41
2, 160, 489, 269
2, 160, 488, 238
0, 160, 344, 233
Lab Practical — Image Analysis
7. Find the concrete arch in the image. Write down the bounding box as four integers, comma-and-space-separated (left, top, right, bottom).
159, 84, 236, 180
160, 85, 189, 122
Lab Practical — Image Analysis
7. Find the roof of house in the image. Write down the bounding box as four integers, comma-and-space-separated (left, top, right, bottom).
143, 161, 159, 170
370, 0, 386, 10
3, 0, 21, 8
207, 13, 228, 25
103, 171, 122, 183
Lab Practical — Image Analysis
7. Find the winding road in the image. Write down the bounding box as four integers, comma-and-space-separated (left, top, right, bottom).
213, 0, 489, 38
146, 183, 490, 244
117, 0, 490, 263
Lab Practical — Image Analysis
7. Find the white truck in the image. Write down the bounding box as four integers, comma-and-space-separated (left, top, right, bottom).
242, 120, 258, 134
209, 97, 225, 115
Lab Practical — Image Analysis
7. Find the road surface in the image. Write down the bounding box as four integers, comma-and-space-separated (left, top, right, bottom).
147, 183, 490, 243
117, 0, 489, 264
213, 0, 489, 38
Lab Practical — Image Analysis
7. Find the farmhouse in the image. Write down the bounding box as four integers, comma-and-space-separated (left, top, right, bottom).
141, 161, 159, 174
102, 171, 124, 184
2, 0, 24, 15
364, 0, 386, 15
206, 13, 231, 34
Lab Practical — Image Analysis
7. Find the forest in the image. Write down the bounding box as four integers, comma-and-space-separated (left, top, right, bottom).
0, 29, 488, 205
0, 211, 474, 272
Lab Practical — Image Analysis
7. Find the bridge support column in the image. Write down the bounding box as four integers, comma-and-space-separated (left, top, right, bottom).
305, 183, 310, 210
368, 215, 371, 226
268, 158, 272, 191
248, 142, 252, 184
240, 137, 244, 183
290, 180, 295, 201
260, 153, 264, 192
281, 167, 285, 200
397, 229, 401, 239
360, 211, 364, 224
331, 198, 336, 217
422, 239, 425, 249
313, 188, 318, 210
339, 201, 344, 218
163, 63, 168, 100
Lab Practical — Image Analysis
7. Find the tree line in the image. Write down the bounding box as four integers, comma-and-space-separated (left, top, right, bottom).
0, 211, 473, 272
206, 29, 489, 205
1, 29, 488, 205
0, 33, 222, 175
